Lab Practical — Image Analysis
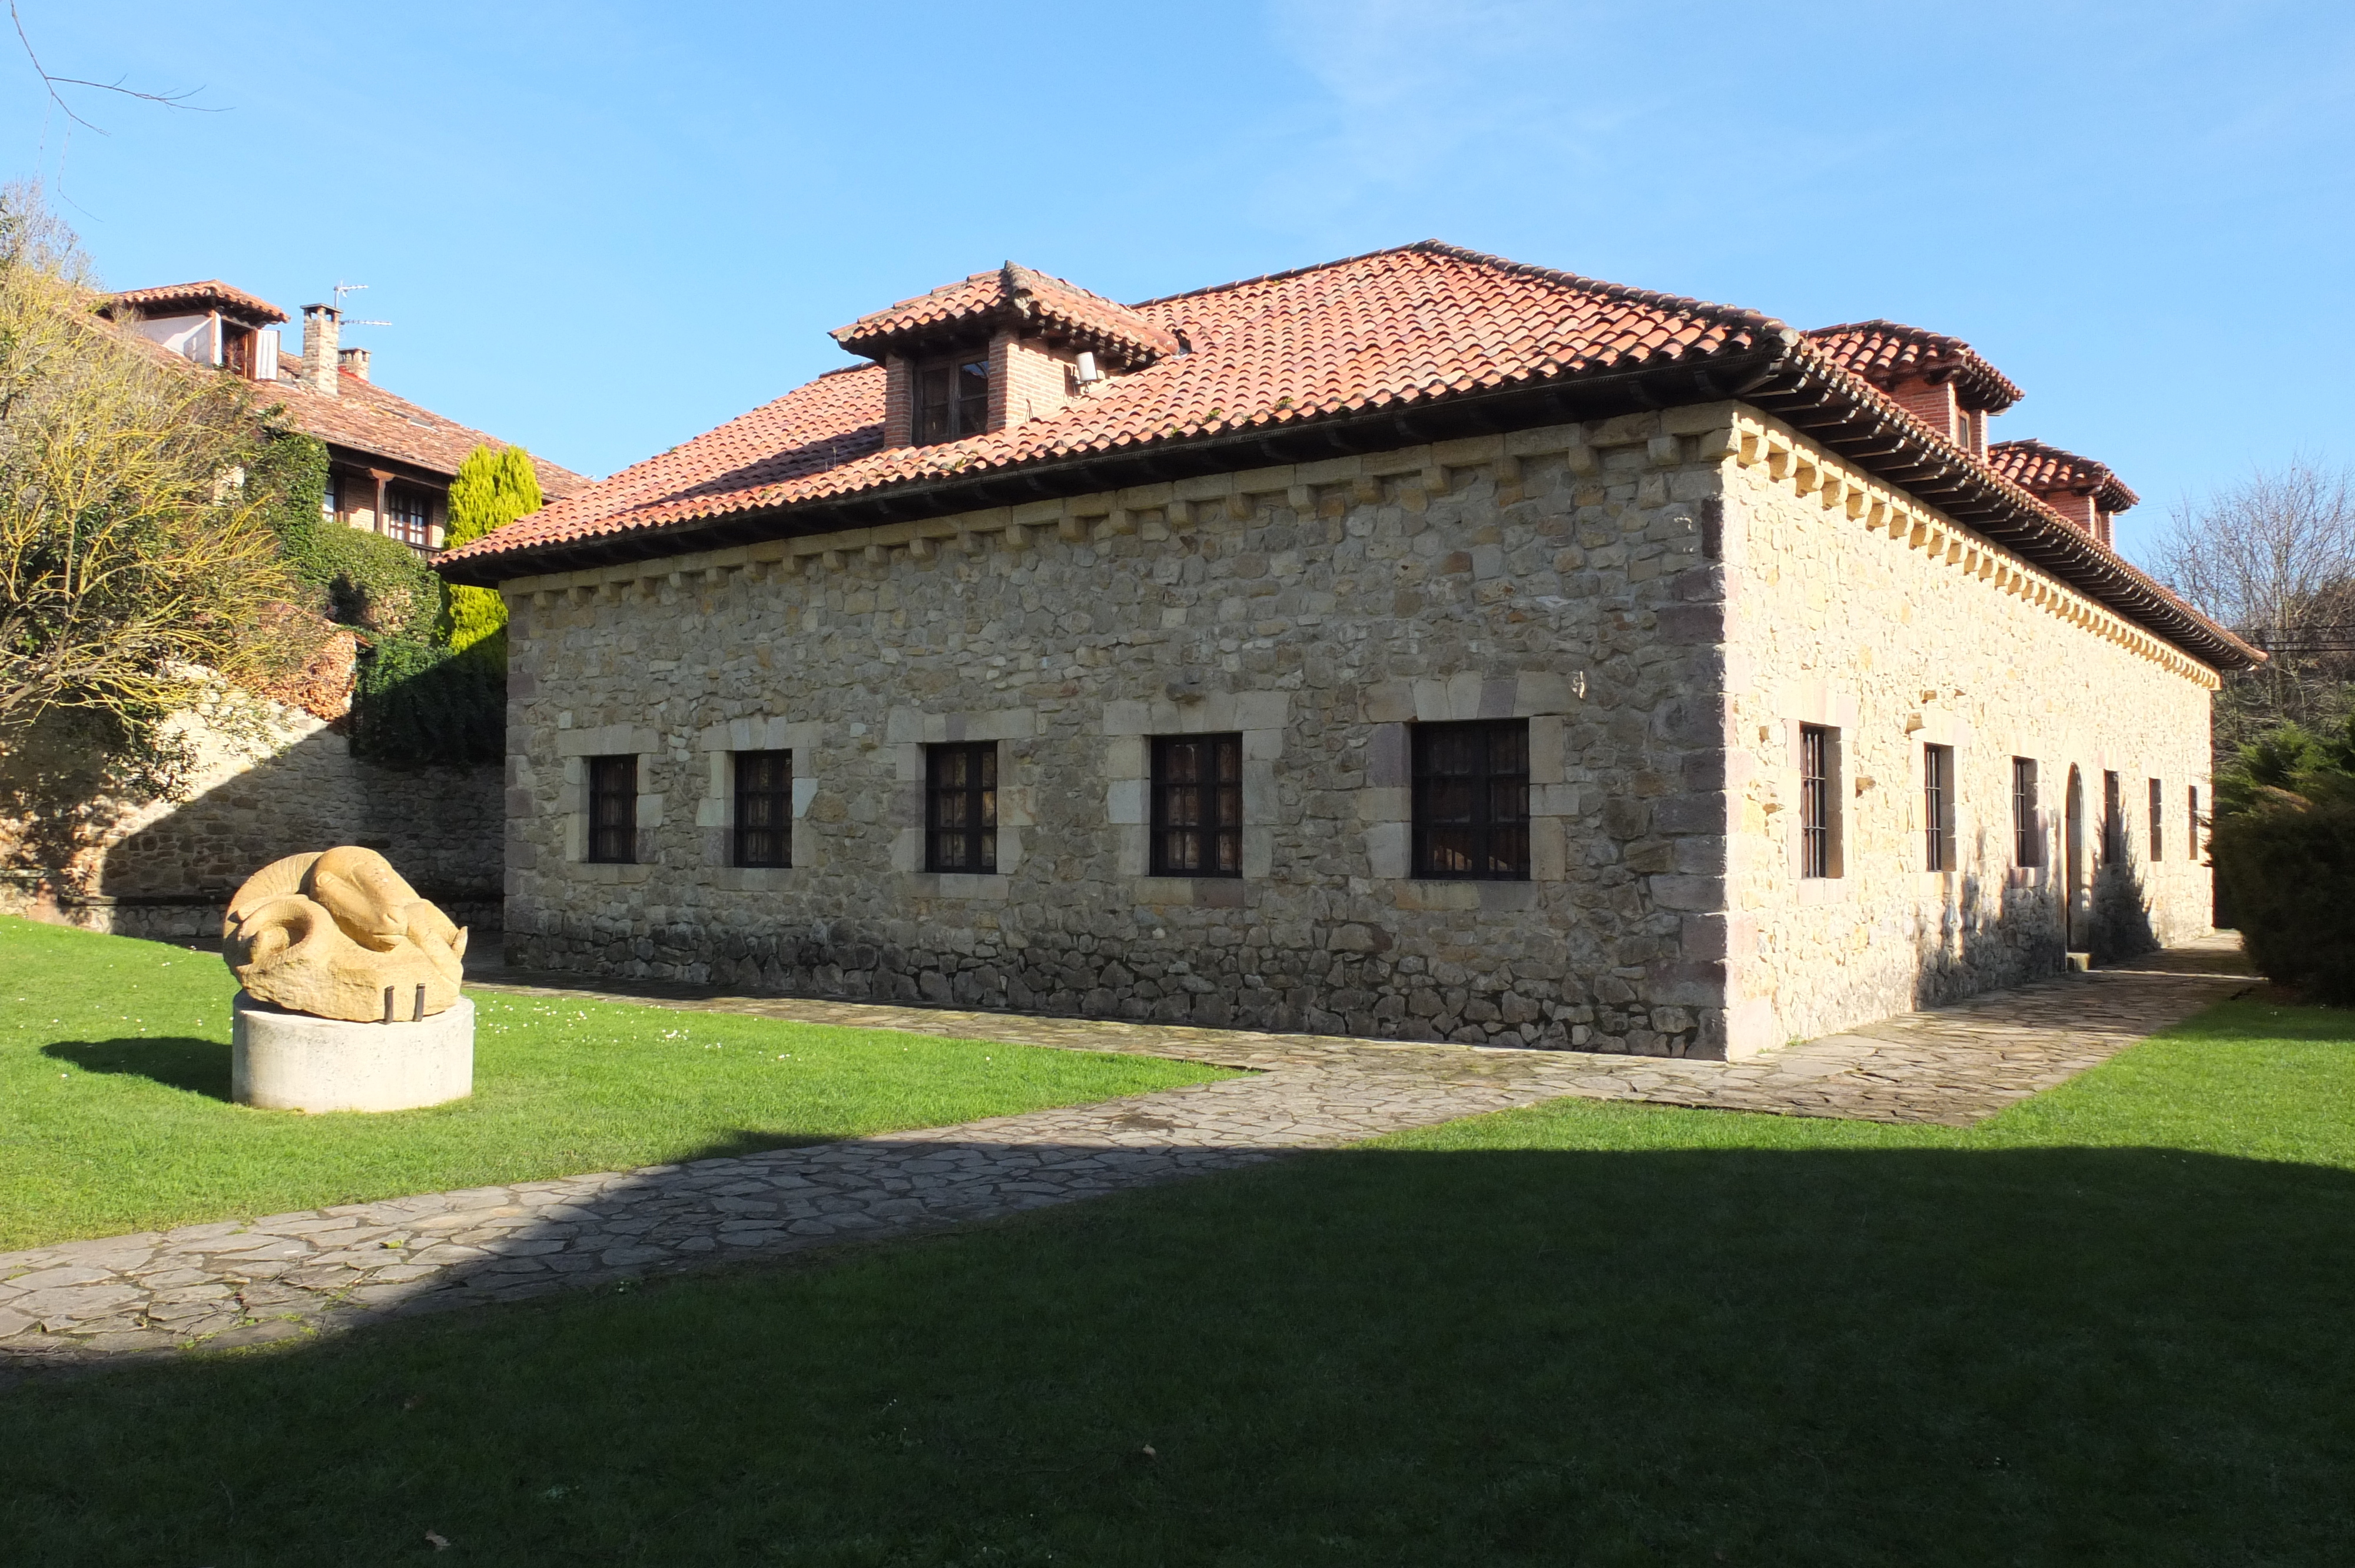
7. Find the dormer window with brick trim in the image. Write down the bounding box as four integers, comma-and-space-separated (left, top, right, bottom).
1987, 439, 2141, 549
832, 261, 1180, 449
914, 352, 991, 445
1804, 319, 2022, 456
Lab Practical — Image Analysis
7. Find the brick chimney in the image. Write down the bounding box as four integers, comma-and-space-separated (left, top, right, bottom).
301, 304, 340, 396
337, 346, 371, 383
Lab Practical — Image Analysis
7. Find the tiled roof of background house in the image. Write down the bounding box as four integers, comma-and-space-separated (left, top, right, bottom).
436, 240, 2256, 669
1803, 320, 2024, 412
833, 262, 1180, 367
101, 280, 288, 325
267, 351, 591, 498
1988, 438, 2141, 513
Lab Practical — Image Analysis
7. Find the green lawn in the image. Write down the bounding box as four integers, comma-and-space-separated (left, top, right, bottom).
3, 991, 2351, 1564
0, 916, 1233, 1250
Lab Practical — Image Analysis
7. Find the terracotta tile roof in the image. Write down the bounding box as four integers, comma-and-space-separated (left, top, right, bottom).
437, 240, 2254, 670
451, 241, 1776, 567
1987, 438, 2140, 513
101, 280, 287, 326
1804, 320, 2022, 412
266, 351, 591, 498
832, 261, 1180, 368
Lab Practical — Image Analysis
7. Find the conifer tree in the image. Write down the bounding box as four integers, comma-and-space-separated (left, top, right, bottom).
437, 443, 542, 652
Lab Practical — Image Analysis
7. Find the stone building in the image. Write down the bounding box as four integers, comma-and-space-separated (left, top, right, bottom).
439, 244, 2258, 1057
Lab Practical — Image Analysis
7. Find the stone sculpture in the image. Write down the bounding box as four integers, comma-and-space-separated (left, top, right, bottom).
223, 846, 468, 1024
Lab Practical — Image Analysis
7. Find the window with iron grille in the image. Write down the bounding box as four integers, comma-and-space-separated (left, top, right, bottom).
2012, 758, 2042, 866
2102, 770, 2124, 862
1151, 733, 1242, 877
926, 742, 997, 873
1923, 743, 1955, 872
2148, 778, 2164, 862
914, 354, 990, 444
1411, 720, 1530, 880
734, 750, 792, 868
1799, 724, 1835, 879
586, 755, 636, 864
383, 488, 432, 548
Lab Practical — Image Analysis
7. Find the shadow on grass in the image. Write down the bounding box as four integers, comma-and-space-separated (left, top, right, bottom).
42, 1036, 230, 1101
4, 1135, 2353, 1566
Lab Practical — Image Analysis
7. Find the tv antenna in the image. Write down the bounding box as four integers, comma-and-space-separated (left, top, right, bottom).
333, 281, 390, 328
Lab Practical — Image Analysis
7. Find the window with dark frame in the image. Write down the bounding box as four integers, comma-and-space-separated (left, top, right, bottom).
383, 489, 432, 548
586, 755, 636, 864
2012, 758, 2042, 866
1150, 733, 1243, 877
2188, 784, 2202, 862
1411, 720, 1530, 880
734, 750, 792, 868
2148, 777, 2164, 862
2102, 770, 2124, 862
1799, 724, 1835, 879
1923, 743, 1955, 872
926, 742, 998, 873
914, 353, 990, 444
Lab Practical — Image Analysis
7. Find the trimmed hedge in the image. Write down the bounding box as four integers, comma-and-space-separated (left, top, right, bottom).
2211, 798, 2355, 1004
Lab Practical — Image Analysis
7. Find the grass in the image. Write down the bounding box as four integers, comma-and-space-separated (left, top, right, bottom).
4, 992, 2351, 1563
0, 916, 1235, 1250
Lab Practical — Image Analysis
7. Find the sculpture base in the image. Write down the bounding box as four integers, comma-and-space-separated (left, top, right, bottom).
231, 992, 475, 1113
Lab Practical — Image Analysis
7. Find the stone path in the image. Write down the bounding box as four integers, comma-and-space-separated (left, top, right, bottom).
0, 941, 2248, 1368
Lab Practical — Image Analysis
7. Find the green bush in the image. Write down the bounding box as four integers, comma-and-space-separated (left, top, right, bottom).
349, 632, 504, 765
2212, 714, 2355, 1001
2210, 799, 2355, 1003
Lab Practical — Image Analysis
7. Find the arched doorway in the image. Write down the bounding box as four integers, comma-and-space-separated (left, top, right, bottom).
2065, 765, 2086, 952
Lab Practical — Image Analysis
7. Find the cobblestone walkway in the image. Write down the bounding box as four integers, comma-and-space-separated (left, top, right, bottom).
0, 940, 2248, 1367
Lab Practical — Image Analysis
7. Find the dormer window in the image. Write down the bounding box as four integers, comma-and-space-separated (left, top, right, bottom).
916, 354, 990, 444
832, 262, 1180, 451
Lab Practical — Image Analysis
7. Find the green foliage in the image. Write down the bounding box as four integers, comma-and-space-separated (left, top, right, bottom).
2210, 716, 2355, 1001
348, 633, 503, 765
443, 443, 542, 549
438, 443, 540, 653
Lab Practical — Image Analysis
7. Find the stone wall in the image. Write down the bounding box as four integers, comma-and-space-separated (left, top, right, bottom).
0, 691, 503, 938
500, 414, 1736, 1054
1719, 411, 2216, 1054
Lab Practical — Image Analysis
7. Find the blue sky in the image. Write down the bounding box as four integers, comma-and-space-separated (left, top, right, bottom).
10, 1, 2351, 566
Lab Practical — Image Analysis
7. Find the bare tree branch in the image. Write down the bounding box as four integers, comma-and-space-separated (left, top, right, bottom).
9, 1, 217, 134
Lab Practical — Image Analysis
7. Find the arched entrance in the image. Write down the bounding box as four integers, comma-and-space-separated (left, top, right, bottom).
2065, 765, 2087, 952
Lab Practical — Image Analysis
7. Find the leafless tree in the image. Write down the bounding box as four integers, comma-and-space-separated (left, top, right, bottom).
0, 185, 307, 795
2148, 457, 2355, 753
9, 2, 211, 133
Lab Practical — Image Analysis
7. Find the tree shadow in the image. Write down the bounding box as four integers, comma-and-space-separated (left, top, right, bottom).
3, 1137, 2352, 1563
41, 1036, 231, 1100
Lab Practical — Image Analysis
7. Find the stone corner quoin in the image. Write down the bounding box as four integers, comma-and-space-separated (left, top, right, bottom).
490, 402, 2218, 1061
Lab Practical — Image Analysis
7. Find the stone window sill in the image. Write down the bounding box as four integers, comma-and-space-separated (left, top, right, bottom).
1392, 879, 1538, 912
1795, 875, 1849, 906
2006, 865, 2049, 889
1134, 876, 1249, 909
573, 861, 654, 884
714, 866, 798, 892
903, 872, 1012, 902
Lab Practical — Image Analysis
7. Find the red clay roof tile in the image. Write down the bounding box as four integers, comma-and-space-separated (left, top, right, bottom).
833, 262, 1179, 367
101, 280, 288, 326
435, 241, 2250, 670
1805, 319, 2023, 413
457, 241, 1776, 566
266, 351, 592, 497
1988, 437, 2140, 513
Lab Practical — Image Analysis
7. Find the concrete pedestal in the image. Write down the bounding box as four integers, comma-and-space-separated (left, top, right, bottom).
231, 991, 475, 1112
